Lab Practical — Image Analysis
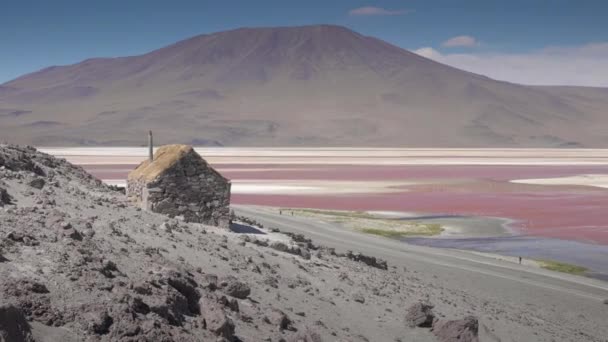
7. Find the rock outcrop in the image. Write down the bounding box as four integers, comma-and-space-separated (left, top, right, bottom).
432, 316, 480, 342
346, 250, 388, 270
405, 302, 435, 328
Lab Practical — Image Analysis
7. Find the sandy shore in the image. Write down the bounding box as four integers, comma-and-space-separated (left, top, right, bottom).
270, 207, 513, 239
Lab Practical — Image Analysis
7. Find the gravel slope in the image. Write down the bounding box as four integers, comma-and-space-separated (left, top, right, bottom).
234, 205, 608, 342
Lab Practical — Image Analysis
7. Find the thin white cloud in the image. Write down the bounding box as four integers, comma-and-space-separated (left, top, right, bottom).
442, 35, 478, 48
413, 47, 443, 60
349, 6, 409, 16
413, 43, 608, 87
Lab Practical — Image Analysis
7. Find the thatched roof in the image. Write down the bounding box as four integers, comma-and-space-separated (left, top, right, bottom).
128, 144, 194, 182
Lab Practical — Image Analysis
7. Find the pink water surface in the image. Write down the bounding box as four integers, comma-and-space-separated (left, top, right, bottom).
85, 164, 608, 245
232, 191, 608, 245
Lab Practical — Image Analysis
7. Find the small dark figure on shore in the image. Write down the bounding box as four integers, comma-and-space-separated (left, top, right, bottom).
519, 256, 522, 265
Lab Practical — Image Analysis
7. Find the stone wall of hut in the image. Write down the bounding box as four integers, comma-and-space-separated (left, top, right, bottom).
127, 151, 231, 228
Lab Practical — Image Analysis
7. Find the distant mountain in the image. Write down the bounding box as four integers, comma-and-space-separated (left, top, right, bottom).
1, 24, 608, 147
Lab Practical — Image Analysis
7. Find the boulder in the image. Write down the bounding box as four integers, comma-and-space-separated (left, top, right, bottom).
0, 305, 34, 342
130, 297, 151, 315
346, 251, 388, 270
352, 292, 366, 304
62, 225, 83, 241
432, 316, 479, 342
405, 302, 435, 328
217, 295, 240, 312
28, 177, 46, 189
166, 272, 201, 314
270, 241, 290, 253
299, 248, 312, 260
148, 290, 190, 326
220, 276, 251, 299
87, 310, 113, 335
0, 187, 11, 206
6, 231, 25, 242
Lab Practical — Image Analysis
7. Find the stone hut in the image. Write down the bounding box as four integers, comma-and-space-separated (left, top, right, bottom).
127, 144, 231, 228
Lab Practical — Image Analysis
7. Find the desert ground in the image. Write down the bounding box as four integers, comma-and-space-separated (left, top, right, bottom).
41, 147, 608, 279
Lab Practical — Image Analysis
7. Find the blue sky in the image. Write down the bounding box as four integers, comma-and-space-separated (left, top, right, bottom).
1, 0, 607, 86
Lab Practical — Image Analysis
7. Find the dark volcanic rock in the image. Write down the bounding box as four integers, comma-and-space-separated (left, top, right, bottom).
6, 230, 26, 242
0, 187, 11, 206
352, 292, 366, 304
270, 241, 290, 253
0, 145, 44, 175
0, 144, 105, 188
99, 260, 119, 278
88, 310, 113, 335
405, 302, 435, 328
432, 316, 479, 342
130, 296, 151, 315
165, 271, 201, 314
0, 305, 34, 342
346, 251, 388, 270
28, 177, 46, 189
1, 278, 62, 327
199, 295, 235, 339
62, 224, 83, 241
270, 241, 312, 260
220, 276, 251, 299
299, 248, 312, 260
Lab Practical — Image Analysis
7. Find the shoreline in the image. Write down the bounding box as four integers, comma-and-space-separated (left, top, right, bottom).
511, 174, 608, 189
245, 205, 608, 280
264, 206, 515, 239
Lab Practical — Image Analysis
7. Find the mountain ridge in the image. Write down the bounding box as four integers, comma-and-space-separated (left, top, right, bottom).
1, 24, 607, 147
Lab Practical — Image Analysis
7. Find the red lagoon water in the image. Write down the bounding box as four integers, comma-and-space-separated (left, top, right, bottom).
232, 191, 608, 245
85, 164, 608, 245
86, 164, 608, 182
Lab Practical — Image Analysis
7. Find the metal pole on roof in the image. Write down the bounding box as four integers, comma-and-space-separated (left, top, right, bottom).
148, 130, 153, 162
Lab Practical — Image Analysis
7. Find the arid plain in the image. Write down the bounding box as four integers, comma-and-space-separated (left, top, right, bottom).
42, 147, 608, 279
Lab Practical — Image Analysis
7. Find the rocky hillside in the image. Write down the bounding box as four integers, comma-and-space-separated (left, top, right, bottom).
0, 144, 486, 341
1, 25, 608, 147
2, 144, 607, 342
